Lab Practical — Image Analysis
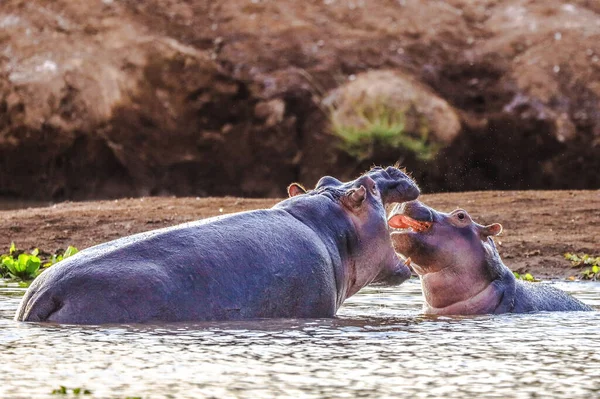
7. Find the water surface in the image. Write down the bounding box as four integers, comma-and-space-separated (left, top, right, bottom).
1, 279, 599, 399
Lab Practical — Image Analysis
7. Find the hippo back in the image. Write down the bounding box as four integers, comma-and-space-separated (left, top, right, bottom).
512, 281, 593, 312
16, 208, 345, 323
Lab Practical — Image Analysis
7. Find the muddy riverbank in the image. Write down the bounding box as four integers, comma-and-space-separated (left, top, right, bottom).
1, 190, 598, 279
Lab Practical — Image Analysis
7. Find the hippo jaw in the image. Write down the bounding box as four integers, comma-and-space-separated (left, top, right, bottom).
388, 201, 438, 275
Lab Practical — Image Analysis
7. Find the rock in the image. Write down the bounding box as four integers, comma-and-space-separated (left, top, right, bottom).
324, 70, 461, 145
254, 99, 286, 127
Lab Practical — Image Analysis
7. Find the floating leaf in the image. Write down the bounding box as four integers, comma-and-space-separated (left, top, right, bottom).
51, 386, 67, 395
63, 246, 79, 258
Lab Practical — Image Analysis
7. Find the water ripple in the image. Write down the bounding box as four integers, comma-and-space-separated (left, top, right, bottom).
1, 279, 599, 398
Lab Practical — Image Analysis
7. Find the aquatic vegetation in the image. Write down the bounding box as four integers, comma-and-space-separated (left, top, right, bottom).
43, 246, 79, 268
51, 386, 92, 395
0, 243, 79, 281
330, 102, 438, 161
565, 253, 600, 280
1, 243, 41, 280
513, 271, 538, 282
50, 386, 142, 398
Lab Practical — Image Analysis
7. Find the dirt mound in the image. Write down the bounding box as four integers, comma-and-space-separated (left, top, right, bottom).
0, 0, 598, 200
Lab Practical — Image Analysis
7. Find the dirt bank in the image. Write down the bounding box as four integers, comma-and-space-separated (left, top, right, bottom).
1, 190, 598, 279
1, 1, 599, 200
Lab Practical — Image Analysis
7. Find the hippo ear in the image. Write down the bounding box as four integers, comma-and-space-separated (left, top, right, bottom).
287, 183, 307, 197
341, 186, 367, 210
481, 223, 503, 237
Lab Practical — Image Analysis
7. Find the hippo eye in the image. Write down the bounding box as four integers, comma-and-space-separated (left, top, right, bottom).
457, 212, 465, 220
370, 185, 378, 195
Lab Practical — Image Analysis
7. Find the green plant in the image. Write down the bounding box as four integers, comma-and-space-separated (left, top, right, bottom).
51, 386, 92, 395
513, 271, 538, 282
1, 243, 79, 281
330, 102, 438, 161
43, 246, 79, 268
565, 252, 600, 280
1, 244, 41, 280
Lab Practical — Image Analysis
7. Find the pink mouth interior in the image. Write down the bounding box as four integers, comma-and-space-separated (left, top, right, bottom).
388, 214, 432, 232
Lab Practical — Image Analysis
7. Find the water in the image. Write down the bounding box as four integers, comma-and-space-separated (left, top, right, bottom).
1, 279, 599, 399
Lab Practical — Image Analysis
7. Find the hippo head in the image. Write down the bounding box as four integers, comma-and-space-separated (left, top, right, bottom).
388, 200, 504, 312
301, 165, 420, 206
361, 165, 420, 205
286, 168, 420, 298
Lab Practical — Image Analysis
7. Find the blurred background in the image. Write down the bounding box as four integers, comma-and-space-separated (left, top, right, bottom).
0, 0, 599, 202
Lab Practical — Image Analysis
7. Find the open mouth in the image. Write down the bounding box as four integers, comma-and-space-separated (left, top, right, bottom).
388, 214, 432, 233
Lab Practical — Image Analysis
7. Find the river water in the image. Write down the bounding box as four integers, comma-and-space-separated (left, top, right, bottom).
1, 279, 599, 399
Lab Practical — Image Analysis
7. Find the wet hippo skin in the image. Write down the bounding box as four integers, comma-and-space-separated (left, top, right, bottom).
389, 201, 593, 315
15, 166, 419, 324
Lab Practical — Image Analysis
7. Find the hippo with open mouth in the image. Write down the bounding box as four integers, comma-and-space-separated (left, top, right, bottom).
388, 201, 592, 315
15, 166, 418, 324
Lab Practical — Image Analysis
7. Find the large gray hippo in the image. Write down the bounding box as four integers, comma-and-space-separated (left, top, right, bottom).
16, 166, 419, 324
388, 201, 592, 315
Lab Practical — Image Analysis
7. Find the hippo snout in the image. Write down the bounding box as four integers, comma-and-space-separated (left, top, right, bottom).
392, 201, 433, 222
368, 166, 420, 204
396, 181, 420, 203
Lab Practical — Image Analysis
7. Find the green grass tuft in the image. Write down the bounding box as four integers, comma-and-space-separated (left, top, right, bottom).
330, 102, 439, 161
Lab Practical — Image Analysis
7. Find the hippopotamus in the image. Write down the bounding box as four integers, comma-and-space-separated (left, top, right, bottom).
388, 201, 593, 315
15, 166, 419, 324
